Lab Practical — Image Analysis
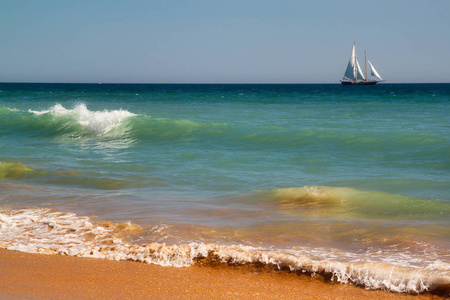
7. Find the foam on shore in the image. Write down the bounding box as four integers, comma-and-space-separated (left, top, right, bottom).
0, 207, 448, 295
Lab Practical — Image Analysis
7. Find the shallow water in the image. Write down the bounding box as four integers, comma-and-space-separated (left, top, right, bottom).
0, 83, 449, 294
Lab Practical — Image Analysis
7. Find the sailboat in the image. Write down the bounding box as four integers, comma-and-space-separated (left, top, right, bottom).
341, 43, 384, 85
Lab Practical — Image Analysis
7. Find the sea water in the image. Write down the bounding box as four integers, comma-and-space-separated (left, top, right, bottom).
0, 83, 449, 295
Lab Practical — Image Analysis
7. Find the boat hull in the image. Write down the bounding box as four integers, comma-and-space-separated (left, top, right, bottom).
341, 81, 378, 86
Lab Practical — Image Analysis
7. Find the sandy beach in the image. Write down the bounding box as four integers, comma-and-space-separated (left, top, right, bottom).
0, 248, 443, 299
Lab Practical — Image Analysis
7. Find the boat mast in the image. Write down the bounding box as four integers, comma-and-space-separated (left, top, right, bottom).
354, 43, 357, 83
365, 50, 368, 82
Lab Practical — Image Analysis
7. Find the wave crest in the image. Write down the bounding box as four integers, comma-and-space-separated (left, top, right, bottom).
255, 186, 450, 219
0, 161, 156, 190
0, 162, 35, 180
29, 103, 136, 137
1, 104, 228, 143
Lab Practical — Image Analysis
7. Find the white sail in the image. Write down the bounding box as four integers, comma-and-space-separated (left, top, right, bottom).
341, 43, 383, 84
344, 60, 355, 80
356, 59, 365, 80
367, 60, 383, 81
343, 44, 357, 80
342, 43, 365, 81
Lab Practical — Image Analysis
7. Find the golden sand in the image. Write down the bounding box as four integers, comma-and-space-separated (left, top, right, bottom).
0, 249, 441, 299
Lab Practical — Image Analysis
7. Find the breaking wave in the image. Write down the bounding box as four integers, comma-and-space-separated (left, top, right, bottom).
0, 104, 228, 143
3, 103, 446, 153
0, 104, 135, 139
29, 103, 136, 135
0, 207, 448, 295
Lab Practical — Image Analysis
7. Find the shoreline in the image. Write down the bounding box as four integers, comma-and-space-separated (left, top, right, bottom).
0, 248, 442, 299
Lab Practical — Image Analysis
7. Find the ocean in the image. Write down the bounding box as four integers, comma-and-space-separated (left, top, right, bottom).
0, 83, 449, 295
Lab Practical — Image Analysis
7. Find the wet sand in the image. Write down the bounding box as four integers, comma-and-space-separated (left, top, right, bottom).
0, 248, 442, 299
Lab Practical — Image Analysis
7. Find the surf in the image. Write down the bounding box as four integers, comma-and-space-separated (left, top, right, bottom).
0, 104, 136, 140
29, 103, 136, 138
0, 207, 448, 295
1, 104, 230, 144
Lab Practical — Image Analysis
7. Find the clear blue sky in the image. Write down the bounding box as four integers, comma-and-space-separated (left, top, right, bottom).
1, 0, 449, 83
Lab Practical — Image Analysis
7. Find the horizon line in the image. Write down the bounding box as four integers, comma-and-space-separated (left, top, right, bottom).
1, 81, 449, 85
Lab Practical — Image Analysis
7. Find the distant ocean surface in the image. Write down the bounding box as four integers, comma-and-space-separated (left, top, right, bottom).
1, 83, 449, 295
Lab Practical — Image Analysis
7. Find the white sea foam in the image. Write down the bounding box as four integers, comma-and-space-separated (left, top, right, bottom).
0, 207, 448, 294
29, 103, 136, 135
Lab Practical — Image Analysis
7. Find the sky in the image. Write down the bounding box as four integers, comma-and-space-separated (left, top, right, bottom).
1, 0, 449, 84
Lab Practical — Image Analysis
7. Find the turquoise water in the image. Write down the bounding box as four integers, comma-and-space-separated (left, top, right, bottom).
1, 83, 449, 294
